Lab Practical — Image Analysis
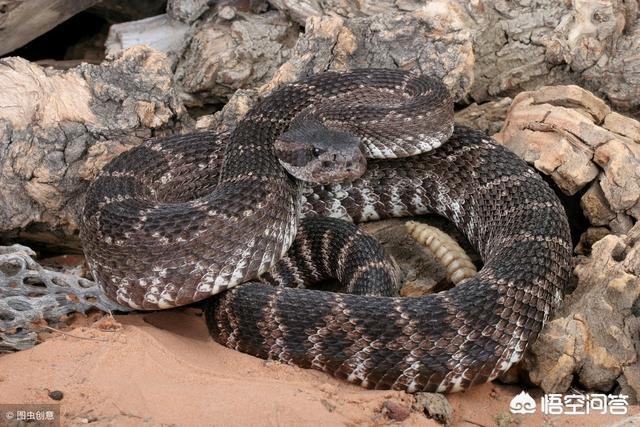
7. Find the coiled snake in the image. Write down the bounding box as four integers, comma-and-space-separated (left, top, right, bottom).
79, 69, 572, 393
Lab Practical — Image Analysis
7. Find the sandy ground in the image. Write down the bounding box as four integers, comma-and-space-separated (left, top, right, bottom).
1, 309, 637, 427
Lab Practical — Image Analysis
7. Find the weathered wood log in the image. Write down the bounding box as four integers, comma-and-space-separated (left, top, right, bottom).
174, 9, 300, 105
167, 0, 211, 23
0, 0, 100, 56
0, 46, 190, 241
267, 0, 640, 117
105, 14, 190, 63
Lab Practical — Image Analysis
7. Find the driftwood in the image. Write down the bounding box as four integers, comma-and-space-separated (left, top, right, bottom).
267, 0, 640, 117
0, 47, 189, 240
174, 10, 300, 105
189, 3, 473, 127
0, 244, 130, 352
105, 14, 191, 63
0, 0, 100, 56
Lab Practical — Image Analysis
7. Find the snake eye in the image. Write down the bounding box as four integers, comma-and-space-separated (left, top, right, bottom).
312, 147, 322, 157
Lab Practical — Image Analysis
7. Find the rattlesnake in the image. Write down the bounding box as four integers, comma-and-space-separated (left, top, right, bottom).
79, 69, 572, 393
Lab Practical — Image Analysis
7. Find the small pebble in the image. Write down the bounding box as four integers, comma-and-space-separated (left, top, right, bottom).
321, 398, 336, 413
382, 400, 411, 421
413, 392, 453, 425
219, 6, 236, 20
48, 390, 64, 400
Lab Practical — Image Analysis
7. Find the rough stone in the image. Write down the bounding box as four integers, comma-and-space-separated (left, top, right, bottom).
198, 2, 474, 131
267, 0, 416, 25
454, 98, 511, 136
494, 85, 640, 231
582, 22, 640, 115
412, 392, 453, 425
576, 227, 611, 256
167, 0, 211, 23
532, 85, 611, 123
594, 139, 640, 216
581, 182, 616, 227
199, 89, 258, 134
604, 111, 640, 141
381, 400, 411, 422
494, 92, 600, 195
526, 223, 640, 402
457, 0, 639, 117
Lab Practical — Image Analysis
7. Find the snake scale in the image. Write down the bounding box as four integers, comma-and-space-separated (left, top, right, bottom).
79, 69, 572, 393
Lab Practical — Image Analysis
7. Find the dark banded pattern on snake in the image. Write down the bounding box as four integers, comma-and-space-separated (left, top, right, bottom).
79, 70, 572, 393
80, 69, 452, 310
207, 125, 572, 392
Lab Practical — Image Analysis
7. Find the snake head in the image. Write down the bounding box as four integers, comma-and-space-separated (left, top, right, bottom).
274, 118, 367, 184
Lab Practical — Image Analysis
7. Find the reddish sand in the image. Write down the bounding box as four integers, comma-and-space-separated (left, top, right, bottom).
0, 309, 636, 426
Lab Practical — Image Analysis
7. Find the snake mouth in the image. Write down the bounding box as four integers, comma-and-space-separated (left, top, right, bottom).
276, 151, 367, 184
311, 150, 367, 183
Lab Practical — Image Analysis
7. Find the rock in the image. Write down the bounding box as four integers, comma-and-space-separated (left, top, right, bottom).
494, 85, 640, 231
48, 390, 64, 401
0, 244, 130, 353
167, 0, 211, 23
581, 182, 616, 227
0, 46, 189, 239
412, 392, 453, 425
526, 222, 640, 402
218, 5, 237, 21
604, 112, 640, 141
267, 0, 323, 24
105, 14, 191, 64
581, 22, 640, 115
174, 10, 300, 105
532, 85, 611, 123
454, 98, 511, 136
575, 227, 611, 256
0, 0, 100, 56
382, 400, 411, 422
196, 89, 258, 134
593, 139, 640, 220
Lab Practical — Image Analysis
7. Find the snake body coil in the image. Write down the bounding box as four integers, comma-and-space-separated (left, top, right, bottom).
80, 69, 572, 393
